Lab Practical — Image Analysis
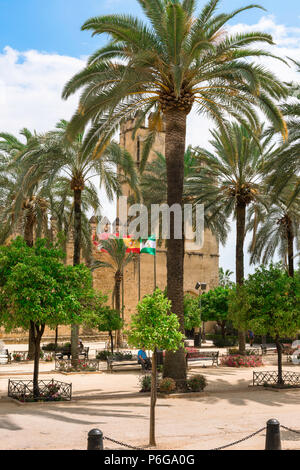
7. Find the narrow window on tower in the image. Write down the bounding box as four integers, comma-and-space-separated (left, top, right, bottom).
137, 136, 140, 169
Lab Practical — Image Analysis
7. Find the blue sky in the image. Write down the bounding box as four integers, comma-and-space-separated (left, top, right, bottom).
1, 0, 300, 57
1, 0, 299, 277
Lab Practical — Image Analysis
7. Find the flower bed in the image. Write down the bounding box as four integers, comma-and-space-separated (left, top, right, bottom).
221, 354, 263, 368
55, 358, 100, 373
8, 379, 72, 402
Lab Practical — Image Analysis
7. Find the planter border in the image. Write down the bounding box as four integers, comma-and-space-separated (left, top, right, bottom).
55, 358, 100, 373
253, 370, 300, 387
8, 378, 72, 402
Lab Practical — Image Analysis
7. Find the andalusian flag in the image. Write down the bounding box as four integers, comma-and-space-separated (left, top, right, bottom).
140, 236, 156, 255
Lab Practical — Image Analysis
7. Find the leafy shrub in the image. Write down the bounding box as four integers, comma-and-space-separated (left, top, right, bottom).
114, 351, 133, 360
228, 348, 258, 356
139, 374, 151, 392
159, 377, 176, 394
221, 355, 263, 367
213, 336, 238, 347
13, 353, 22, 362
42, 343, 58, 351
187, 374, 207, 392
96, 350, 112, 361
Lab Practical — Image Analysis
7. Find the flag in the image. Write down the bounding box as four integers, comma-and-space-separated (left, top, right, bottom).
123, 237, 141, 253
140, 236, 156, 255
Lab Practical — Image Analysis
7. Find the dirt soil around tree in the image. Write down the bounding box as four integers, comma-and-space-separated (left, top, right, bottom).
0, 351, 299, 450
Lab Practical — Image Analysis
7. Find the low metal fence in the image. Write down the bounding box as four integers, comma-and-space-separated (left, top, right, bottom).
253, 371, 300, 386
8, 379, 72, 402
87, 419, 300, 451
55, 358, 100, 372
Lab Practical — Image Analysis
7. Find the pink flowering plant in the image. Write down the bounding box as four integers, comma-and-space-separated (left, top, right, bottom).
221, 354, 263, 368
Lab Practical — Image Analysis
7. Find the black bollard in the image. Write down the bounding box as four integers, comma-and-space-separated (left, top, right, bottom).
265, 419, 281, 450
87, 429, 104, 450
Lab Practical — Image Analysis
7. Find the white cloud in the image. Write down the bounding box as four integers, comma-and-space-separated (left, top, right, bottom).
0, 46, 85, 135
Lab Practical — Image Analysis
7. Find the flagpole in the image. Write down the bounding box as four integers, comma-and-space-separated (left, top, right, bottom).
154, 252, 157, 291
138, 253, 141, 302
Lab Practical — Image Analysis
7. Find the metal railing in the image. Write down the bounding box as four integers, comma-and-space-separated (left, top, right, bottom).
87, 419, 300, 451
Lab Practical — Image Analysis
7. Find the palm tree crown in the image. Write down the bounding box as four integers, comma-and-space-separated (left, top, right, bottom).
63, 0, 288, 158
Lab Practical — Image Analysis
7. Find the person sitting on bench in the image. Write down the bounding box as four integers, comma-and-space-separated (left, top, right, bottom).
138, 347, 151, 370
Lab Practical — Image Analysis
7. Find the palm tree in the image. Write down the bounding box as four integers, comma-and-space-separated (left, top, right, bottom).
0, 129, 49, 247
0, 130, 50, 359
219, 267, 234, 287
186, 123, 274, 353
248, 183, 300, 278
264, 67, 300, 201
18, 120, 138, 362
62, 0, 287, 379
95, 237, 134, 346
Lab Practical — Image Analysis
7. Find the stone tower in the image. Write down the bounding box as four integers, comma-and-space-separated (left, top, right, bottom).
93, 115, 219, 327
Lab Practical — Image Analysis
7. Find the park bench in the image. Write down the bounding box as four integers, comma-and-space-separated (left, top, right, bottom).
107, 352, 140, 372
56, 346, 89, 360
260, 344, 278, 355
260, 343, 294, 356
186, 349, 219, 366
0, 349, 11, 364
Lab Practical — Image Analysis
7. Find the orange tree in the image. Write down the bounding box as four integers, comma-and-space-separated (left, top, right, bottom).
0, 238, 99, 398
229, 264, 300, 384
63, 0, 287, 380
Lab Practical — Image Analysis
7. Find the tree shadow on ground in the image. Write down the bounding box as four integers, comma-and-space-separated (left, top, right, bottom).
187, 381, 300, 408
0, 398, 170, 430
0, 415, 22, 431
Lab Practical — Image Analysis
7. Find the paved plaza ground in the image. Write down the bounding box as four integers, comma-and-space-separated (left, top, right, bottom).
0, 341, 299, 450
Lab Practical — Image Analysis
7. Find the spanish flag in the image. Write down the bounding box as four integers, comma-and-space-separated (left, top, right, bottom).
123, 237, 141, 253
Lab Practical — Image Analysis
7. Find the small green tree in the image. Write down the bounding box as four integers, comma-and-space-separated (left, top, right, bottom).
88, 302, 123, 354
229, 264, 300, 384
184, 294, 201, 332
0, 238, 97, 398
201, 286, 231, 339
128, 289, 184, 447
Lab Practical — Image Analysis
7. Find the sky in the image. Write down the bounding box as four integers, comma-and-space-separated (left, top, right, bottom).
1, 0, 300, 278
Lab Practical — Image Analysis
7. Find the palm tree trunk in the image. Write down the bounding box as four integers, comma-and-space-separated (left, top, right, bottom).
163, 109, 187, 382
73, 188, 82, 265
149, 348, 157, 447
115, 272, 122, 348
24, 215, 34, 248
71, 188, 82, 367
236, 200, 246, 355
287, 224, 294, 278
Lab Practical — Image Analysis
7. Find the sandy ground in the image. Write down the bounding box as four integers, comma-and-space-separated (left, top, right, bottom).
0, 342, 299, 450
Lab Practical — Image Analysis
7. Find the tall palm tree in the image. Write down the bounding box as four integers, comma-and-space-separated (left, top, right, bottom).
0, 129, 49, 246
248, 183, 300, 278
264, 66, 300, 201
186, 123, 273, 353
0, 130, 50, 359
96, 237, 134, 346
62, 0, 287, 379
18, 120, 138, 361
